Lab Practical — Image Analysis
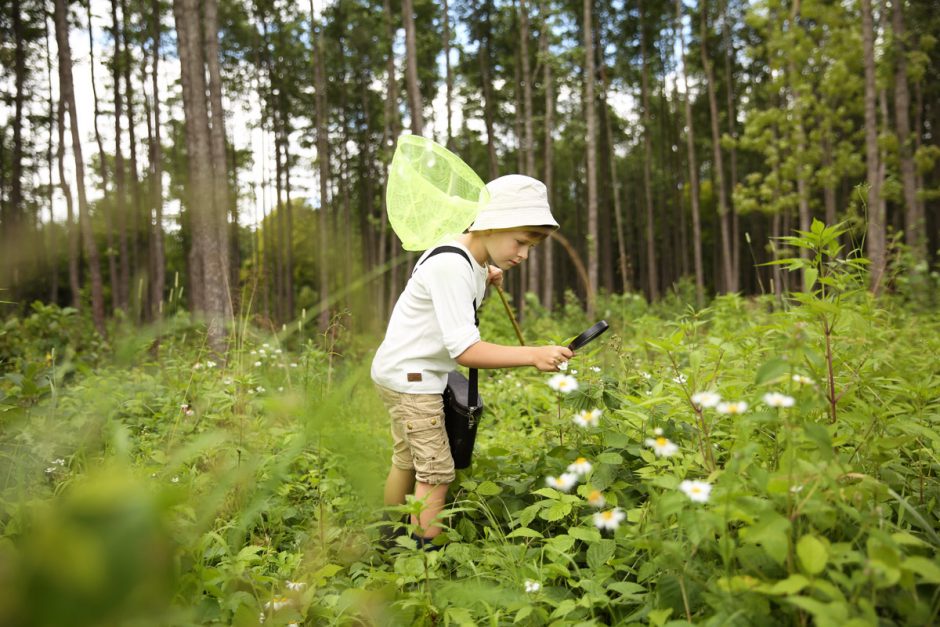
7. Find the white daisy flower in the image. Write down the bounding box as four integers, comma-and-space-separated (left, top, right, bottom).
277, 386, 285, 392
263, 343, 271, 349
672, 373, 687, 384
593, 508, 626, 530
716, 401, 749, 415
45, 467, 56, 474
587, 490, 606, 508
645, 436, 679, 457
571, 369, 579, 375
557, 361, 568, 371
264, 597, 290, 611
763, 392, 795, 408
254, 361, 262, 367
285, 580, 306, 591
679, 480, 712, 503
275, 349, 283, 355
691, 391, 721, 408
259, 611, 266, 623
640, 371, 652, 380
567, 457, 593, 476
193, 363, 203, 370
290, 363, 299, 368
653, 427, 664, 436
792, 374, 814, 385
171, 476, 180, 484
250, 350, 257, 355
590, 366, 601, 373
256, 386, 266, 394
545, 472, 579, 492
548, 374, 579, 394
524, 579, 541, 593
572, 408, 602, 428
205, 360, 217, 368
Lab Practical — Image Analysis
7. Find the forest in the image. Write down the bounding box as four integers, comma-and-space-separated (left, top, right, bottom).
1, 0, 939, 624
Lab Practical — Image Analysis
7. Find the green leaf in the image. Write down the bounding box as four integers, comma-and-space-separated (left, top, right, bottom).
797, 535, 828, 575
902, 557, 940, 583
804, 268, 818, 292
755, 358, 789, 385
475, 480, 502, 496
596, 452, 623, 465
506, 527, 543, 539
768, 574, 810, 595
607, 581, 646, 598
568, 527, 602, 543
586, 539, 616, 570
539, 501, 572, 522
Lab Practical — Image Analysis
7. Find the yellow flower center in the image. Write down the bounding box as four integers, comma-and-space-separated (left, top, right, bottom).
601, 511, 613, 520
575, 457, 587, 464
588, 490, 601, 500
691, 486, 702, 494
656, 437, 668, 446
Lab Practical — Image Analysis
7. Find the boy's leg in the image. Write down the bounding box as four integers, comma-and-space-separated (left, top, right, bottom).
413, 481, 450, 538
384, 466, 416, 506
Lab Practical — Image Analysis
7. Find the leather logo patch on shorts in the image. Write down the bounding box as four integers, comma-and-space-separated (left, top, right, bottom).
407, 372, 423, 382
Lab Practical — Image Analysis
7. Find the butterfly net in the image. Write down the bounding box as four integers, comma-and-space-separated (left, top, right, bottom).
386, 135, 490, 251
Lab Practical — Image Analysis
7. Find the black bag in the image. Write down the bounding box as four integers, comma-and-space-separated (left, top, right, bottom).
443, 370, 484, 469
417, 246, 484, 469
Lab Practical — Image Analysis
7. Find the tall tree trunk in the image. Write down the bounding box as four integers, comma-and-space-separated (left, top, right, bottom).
86, 0, 120, 312
788, 0, 812, 291
700, 4, 735, 293
862, 0, 884, 292
57, 98, 81, 309
443, 0, 454, 148
148, 0, 165, 319
380, 0, 399, 321
519, 0, 540, 302
721, 0, 740, 284
639, 0, 658, 301
173, 0, 230, 350
402, 0, 423, 135
122, 0, 143, 315
55, 0, 106, 333
310, 3, 331, 330
583, 0, 598, 315
676, 0, 704, 305
112, 0, 131, 309
45, 11, 59, 303
539, 4, 555, 309
822, 124, 837, 225
601, 62, 629, 292
204, 0, 233, 315
892, 0, 923, 263
480, 0, 498, 181
6, 0, 26, 292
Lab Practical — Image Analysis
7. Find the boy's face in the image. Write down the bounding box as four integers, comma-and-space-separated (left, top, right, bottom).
484, 230, 544, 270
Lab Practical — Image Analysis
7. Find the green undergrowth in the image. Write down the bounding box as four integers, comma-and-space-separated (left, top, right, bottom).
1, 256, 939, 624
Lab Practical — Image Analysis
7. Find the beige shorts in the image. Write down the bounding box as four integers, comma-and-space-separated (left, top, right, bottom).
374, 384, 455, 485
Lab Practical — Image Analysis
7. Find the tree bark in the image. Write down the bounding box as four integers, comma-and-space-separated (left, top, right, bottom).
443, 0, 454, 148
540, 3, 555, 309
111, 0, 131, 309
85, 0, 120, 312
892, 0, 924, 263
700, 4, 735, 293
601, 62, 629, 293
861, 0, 884, 292
7, 0, 26, 291
479, 0, 498, 181
148, 0, 165, 318
122, 0, 143, 314
55, 0, 106, 333
57, 97, 81, 309
402, 0, 423, 135
173, 0, 231, 350
310, 2, 331, 330
788, 0, 811, 291
639, 0, 658, 301
203, 0, 233, 322
44, 10, 59, 303
583, 0, 599, 315
676, 0, 704, 305
721, 0, 740, 283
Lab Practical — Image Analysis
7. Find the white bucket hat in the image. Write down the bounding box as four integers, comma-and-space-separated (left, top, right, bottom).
468, 174, 559, 232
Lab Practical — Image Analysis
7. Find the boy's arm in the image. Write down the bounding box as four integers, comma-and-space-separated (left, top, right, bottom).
456, 341, 573, 372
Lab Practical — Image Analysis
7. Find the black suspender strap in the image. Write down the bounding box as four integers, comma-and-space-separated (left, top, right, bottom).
418, 246, 480, 408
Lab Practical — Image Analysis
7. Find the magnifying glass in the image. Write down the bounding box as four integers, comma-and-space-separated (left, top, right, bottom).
567, 320, 609, 351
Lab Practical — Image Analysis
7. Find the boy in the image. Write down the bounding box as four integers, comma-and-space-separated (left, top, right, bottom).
372, 174, 574, 547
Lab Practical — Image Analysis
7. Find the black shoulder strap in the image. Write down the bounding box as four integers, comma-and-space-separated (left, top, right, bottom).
417, 246, 480, 409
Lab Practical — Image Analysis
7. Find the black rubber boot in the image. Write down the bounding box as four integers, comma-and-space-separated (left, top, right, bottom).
410, 533, 443, 552
377, 514, 409, 550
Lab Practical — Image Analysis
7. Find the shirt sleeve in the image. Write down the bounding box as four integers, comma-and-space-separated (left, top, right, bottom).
419, 254, 481, 359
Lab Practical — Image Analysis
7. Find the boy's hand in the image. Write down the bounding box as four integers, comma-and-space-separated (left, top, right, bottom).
532, 345, 574, 372
487, 265, 504, 288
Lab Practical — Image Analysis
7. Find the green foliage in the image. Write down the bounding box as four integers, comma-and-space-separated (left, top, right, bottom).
1, 278, 939, 624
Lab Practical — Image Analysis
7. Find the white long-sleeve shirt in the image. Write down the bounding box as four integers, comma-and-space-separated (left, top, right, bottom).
371, 242, 487, 394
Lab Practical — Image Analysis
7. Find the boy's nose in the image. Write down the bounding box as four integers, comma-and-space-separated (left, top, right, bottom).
519, 246, 529, 260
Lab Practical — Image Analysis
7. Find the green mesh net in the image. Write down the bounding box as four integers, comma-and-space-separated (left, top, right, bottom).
386, 135, 490, 251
